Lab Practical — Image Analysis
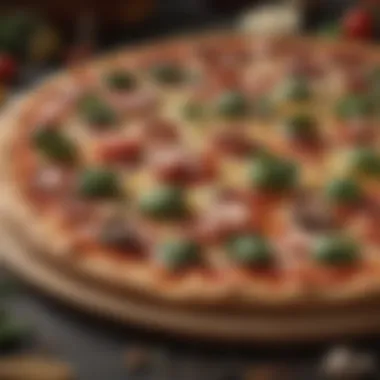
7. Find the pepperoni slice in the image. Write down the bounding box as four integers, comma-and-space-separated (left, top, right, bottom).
209, 66, 242, 91
276, 229, 311, 265
193, 198, 258, 244
107, 89, 158, 115
335, 120, 375, 145
211, 129, 259, 157
289, 134, 324, 156
95, 135, 143, 164
292, 190, 336, 233
150, 147, 216, 185
98, 217, 146, 256
142, 118, 179, 144
27, 166, 74, 206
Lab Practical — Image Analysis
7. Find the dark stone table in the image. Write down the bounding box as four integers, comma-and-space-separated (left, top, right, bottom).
4, 274, 380, 380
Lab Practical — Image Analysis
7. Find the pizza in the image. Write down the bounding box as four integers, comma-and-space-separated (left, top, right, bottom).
4, 33, 380, 308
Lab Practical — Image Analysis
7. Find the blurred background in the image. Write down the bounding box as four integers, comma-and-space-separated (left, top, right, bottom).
0, 1, 380, 379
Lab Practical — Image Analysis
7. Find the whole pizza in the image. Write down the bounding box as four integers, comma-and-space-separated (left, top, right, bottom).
4, 33, 380, 308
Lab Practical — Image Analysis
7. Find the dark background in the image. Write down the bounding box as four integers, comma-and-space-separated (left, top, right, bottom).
3, 1, 379, 379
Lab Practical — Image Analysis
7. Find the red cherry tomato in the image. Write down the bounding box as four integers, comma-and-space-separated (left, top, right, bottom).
342, 7, 373, 39
96, 137, 142, 163
0, 54, 18, 83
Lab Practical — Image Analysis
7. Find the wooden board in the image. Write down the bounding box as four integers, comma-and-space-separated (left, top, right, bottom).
3, 223, 380, 343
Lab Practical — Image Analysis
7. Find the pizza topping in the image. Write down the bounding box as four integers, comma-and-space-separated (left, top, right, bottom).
28, 166, 74, 206
150, 63, 186, 84
77, 168, 121, 198
249, 154, 298, 192
99, 218, 145, 254
348, 147, 380, 177
60, 198, 96, 226
194, 199, 254, 243
150, 147, 215, 185
182, 100, 205, 121
338, 120, 375, 145
226, 234, 272, 267
209, 65, 242, 91
32, 127, 77, 164
95, 136, 142, 164
108, 89, 159, 115
312, 235, 359, 266
79, 94, 117, 127
216, 91, 250, 118
142, 118, 179, 144
324, 178, 363, 206
335, 94, 374, 120
33, 166, 66, 192
282, 113, 318, 143
157, 238, 200, 271
104, 70, 137, 91
212, 130, 259, 157
292, 190, 335, 233
196, 43, 250, 69
139, 186, 188, 220
253, 96, 275, 118
278, 76, 311, 101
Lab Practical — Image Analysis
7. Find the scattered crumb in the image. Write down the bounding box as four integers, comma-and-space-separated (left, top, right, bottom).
124, 346, 151, 374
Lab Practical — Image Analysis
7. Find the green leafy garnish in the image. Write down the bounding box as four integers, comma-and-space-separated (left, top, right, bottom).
335, 94, 374, 120
79, 95, 116, 127
158, 238, 200, 271
33, 127, 77, 163
78, 168, 121, 198
139, 186, 188, 220
313, 235, 359, 266
227, 235, 272, 267
216, 91, 250, 118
